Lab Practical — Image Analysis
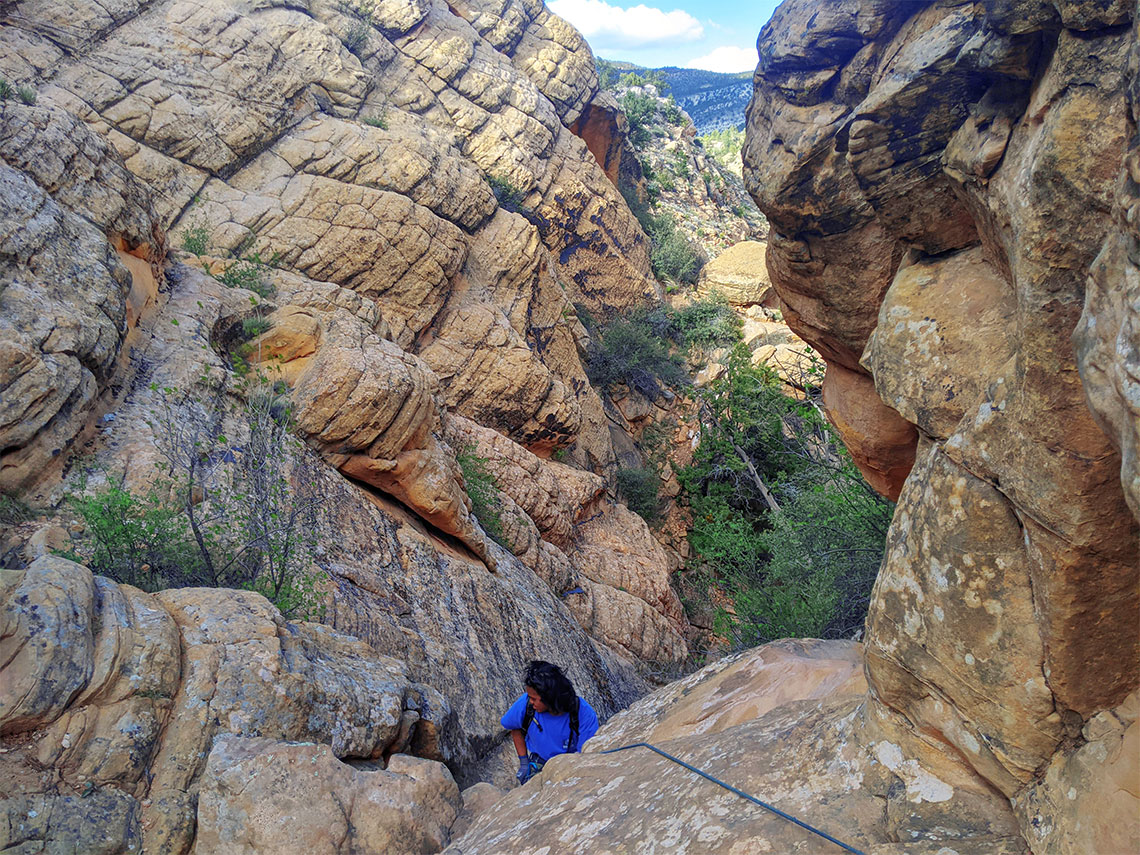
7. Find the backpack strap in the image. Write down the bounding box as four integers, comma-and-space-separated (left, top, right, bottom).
521, 700, 535, 739
568, 698, 580, 753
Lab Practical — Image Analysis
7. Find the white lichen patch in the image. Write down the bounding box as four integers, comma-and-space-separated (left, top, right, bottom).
874, 741, 953, 803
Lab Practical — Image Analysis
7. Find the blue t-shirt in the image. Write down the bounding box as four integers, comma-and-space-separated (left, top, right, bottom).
501, 693, 599, 761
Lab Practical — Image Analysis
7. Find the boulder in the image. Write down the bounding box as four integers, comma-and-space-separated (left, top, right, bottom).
195, 737, 460, 855
695, 240, 774, 307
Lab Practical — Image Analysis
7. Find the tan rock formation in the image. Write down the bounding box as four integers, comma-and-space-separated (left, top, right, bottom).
695, 240, 774, 307
739, 0, 1140, 851
0, 101, 161, 491
445, 415, 689, 667
195, 737, 460, 855
246, 304, 498, 569
0, 556, 452, 855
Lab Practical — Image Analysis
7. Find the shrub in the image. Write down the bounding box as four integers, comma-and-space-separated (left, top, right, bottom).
69, 482, 203, 591
662, 97, 685, 127
242, 316, 271, 339
616, 467, 661, 524
0, 493, 34, 525
362, 111, 388, 129
671, 147, 691, 179
621, 90, 655, 150
217, 251, 276, 298
618, 181, 703, 285
457, 445, 506, 546
0, 80, 12, 100
179, 198, 211, 258
585, 310, 688, 399
16, 86, 35, 105
486, 174, 528, 213
68, 376, 327, 618
679, 345, 893, 648
649, 216, 703, 285
673, 294, 741, 351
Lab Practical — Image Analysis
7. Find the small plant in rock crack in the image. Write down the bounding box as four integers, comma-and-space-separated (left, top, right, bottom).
178, 196, 211, 259
242, 316, 272, 340
361, 110, 388, 129
16, 85, 36, 105
457, 445, 507, 546
217, 250, 277, 299
0, 80, 13, 100
485, 174, 528, 214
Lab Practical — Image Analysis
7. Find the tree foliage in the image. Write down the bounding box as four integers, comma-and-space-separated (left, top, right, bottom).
680, 345, 893, 647
68, 372, 328, 618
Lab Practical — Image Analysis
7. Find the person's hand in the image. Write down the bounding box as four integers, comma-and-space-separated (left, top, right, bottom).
516, 755, 531, 785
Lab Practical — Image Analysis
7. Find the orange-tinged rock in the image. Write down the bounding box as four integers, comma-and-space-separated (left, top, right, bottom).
821, 362, 917, 501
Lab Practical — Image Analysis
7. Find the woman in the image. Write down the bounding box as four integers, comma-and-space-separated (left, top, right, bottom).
501, 660, 599, 784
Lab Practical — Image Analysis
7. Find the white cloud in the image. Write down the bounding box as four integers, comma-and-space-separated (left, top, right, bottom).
684, 45, 756, 73
549, 0, 703, 49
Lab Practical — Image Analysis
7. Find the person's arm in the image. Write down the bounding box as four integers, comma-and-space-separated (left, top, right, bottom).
502, 695, 531, 783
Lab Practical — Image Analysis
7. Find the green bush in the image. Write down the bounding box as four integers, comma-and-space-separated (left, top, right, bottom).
457, 445, 506, 546
69, 483, 202, 591
217, 251, 276, 298
486, 174, 528, 213
362, 109, 388, 129
651, 225, 702, 284
16, 86, 35, 105
619, 181, 703, 285
242, 316, 271, 339
68, 376, 327, 618
680, 345, 892, 648
0, 80, 12, 100
617, 467, 661, 525
621, 90, 655, 150
585, 310, 688, 399
673, 294, 741, 350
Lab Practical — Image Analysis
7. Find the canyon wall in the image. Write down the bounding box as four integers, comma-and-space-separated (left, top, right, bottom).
0, 0, 696, 850
741, 0, 1139, 851
453, 2, 1139, 853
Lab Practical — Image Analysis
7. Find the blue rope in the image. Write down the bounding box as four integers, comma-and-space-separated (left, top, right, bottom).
599, 742, 865, 855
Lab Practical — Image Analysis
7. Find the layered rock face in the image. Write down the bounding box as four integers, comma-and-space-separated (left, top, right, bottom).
0, 0, 697, 850
1, 556, 459, 854
740, 0, 1140, 851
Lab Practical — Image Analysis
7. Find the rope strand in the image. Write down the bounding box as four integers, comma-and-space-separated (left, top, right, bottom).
599, 742, 866, 855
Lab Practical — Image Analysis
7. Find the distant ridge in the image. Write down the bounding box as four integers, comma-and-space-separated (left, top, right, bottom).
598, 59, 753, 134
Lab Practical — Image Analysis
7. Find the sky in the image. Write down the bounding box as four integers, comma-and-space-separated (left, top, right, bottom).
548, 0, 783, 73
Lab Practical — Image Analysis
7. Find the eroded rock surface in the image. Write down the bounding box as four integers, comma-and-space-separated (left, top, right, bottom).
0, 556, 452, 855
738, 0, 1140, 852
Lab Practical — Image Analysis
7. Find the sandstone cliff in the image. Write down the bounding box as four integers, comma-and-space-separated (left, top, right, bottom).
0, 0, 701, 850
453, 0, 1140, 852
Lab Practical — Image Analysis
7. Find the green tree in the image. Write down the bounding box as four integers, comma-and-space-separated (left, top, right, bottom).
680, 345, 892, 647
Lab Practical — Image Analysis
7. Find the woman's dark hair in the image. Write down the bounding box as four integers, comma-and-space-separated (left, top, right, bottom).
524, 660, 577, 715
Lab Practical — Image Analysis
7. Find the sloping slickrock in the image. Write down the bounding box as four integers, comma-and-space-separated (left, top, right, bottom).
586, 639, 867, 749
744, 1, 1139, 852
448, 641, 1021, 854
0, 556, 452, 855
195, 737, 460, 855
0, 101, 161, 491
